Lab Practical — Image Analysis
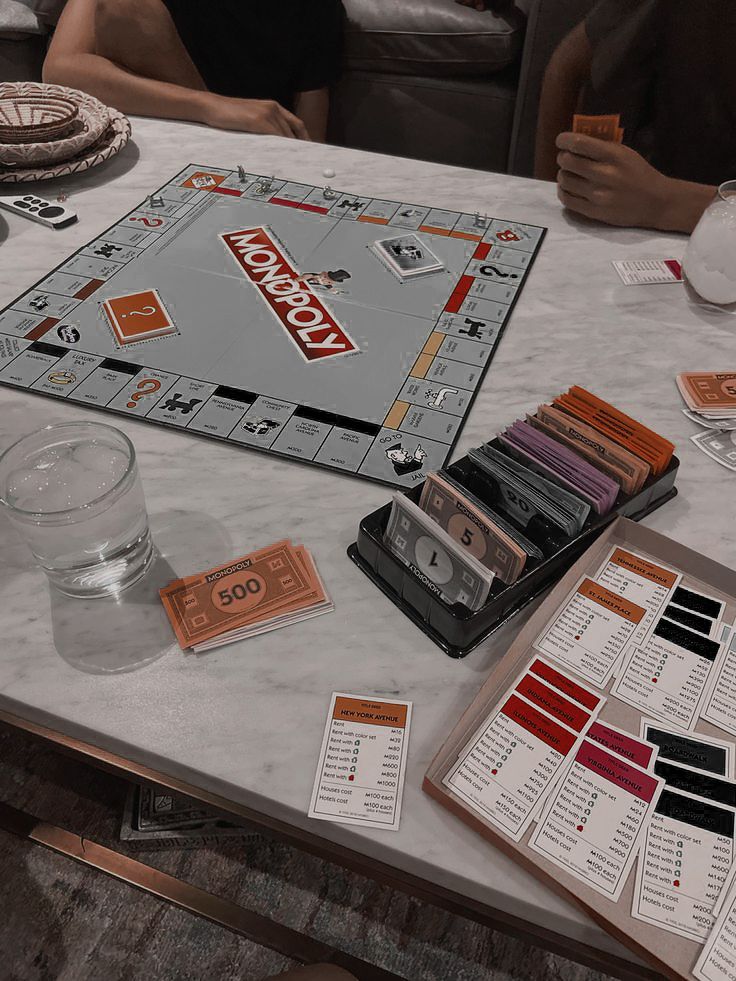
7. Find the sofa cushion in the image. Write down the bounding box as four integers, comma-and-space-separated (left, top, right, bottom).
342, 0, 529, 77
0, 0, 65, 39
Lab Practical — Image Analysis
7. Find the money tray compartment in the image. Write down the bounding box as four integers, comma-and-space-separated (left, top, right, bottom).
348, 449, 679, 658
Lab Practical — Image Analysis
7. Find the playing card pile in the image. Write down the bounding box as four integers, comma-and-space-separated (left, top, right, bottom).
370, 233, 444, 282
160, 540, 333, 652
384, 387, 674, 609
573, 113, 624, 144
677, 371, 736, 472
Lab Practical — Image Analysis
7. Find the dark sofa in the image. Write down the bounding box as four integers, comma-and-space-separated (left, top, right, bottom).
0, 0, 595, 177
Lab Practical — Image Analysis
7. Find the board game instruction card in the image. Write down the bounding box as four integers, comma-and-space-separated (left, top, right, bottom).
529, 739, 664, 901
594, 547, 682, 649
695, 875, 736, 981
308, 693, 412, 830
535, 576, 647, 687
612, 617, 725, 731
444, 660, 604, 842
632, 787, 735, 942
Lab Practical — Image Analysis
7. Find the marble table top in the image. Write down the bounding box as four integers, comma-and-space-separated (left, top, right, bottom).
1, 117, 734, 968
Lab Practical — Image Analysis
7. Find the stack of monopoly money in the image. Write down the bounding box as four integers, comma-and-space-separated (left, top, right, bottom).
499, 419, 619, 515
677, 372, 736, 422
677, 372, 736, 472
384, 492, 496, 610
553, 386, 674, 477
493, 387, 672, 520
419, 470, 542, 586
383, 387, 674, 609
468, 443, 590, 538
160, 540, 333, 652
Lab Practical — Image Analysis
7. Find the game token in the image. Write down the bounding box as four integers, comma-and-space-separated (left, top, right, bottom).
237, 165, 246, 182
255, 175, 274, 195
323, 168, 335, 178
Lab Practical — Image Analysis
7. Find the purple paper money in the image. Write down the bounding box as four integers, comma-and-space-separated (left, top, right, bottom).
499, 420, 619, 514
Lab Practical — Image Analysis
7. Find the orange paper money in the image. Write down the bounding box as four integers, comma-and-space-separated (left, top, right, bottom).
677, 372, 736, 412
573, 113, 624, 143
160, 540, 317, 649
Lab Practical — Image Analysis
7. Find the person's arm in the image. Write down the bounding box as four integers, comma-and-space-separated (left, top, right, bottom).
534, 22, 593, 181
43, 0, 308, 138
294, 88, 329, 142
555, 133, 715, 232
44, 0, 209, 124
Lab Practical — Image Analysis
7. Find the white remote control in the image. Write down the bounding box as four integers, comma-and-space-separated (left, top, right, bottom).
0, 193, 77, 229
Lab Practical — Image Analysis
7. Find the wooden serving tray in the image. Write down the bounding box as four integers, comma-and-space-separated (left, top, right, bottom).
424, 517, 736, 981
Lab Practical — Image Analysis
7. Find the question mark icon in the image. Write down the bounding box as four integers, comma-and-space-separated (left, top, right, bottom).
121, 305, 157, 319
480, 264, 518, 280
130, 216, 163, 228
127, 378, 162, 409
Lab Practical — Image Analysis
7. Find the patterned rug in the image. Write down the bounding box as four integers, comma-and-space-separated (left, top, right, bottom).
0, 724, 618, 981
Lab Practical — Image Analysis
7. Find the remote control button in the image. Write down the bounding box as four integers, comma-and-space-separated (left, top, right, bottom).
32, 198, 44, 205
16, 201, 30, 209
39, 206, 64, 218
29, 207, 40, 213
23, 196, 33, 201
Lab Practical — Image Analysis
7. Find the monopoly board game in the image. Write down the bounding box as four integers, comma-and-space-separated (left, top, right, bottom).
0, 164, 545, 486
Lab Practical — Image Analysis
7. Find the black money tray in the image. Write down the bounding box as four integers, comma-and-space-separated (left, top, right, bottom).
348, 439, 679, 658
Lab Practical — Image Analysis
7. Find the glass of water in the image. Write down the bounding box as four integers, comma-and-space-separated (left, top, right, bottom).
683, 180, 736, 307
0, 421, 153, 597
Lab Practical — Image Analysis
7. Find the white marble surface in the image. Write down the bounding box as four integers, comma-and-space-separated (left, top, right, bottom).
1, 117, 734, 967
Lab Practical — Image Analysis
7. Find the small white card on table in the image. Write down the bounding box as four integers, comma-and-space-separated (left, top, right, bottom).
308, 692, 412, 830
612, 259, 683, 285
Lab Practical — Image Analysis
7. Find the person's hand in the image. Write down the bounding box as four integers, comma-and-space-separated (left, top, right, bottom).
199, 93, 310, 140
555, 132, 673, 229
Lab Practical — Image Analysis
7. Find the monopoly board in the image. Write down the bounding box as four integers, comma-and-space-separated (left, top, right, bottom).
0, 164, 545, 487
